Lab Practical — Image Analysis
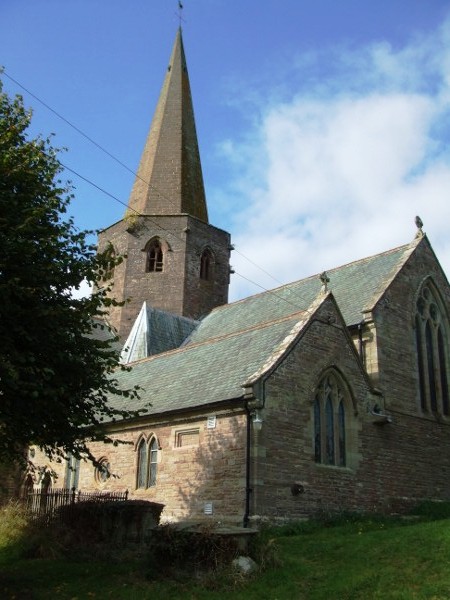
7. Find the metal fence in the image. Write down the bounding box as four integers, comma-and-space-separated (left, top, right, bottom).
23, 487, 129, 523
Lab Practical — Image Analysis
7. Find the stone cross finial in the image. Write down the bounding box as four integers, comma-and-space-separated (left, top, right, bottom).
415, 215, 424, 238
319, 271, 330, 293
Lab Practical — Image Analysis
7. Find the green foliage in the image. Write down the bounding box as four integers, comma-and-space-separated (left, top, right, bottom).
0, 78, 142, 465
2, 510, 450, 598
411, 500, 450, 520
256, 510, 403, 540
0, 502, 30, 558
248, 531, 281, 572
0, 501, 64, 561
146, 524, 240, 578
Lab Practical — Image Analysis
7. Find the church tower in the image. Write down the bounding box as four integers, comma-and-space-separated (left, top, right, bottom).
98, 28, 231, 340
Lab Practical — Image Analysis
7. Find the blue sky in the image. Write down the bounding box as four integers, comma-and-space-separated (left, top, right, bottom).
2, 1, 450, 300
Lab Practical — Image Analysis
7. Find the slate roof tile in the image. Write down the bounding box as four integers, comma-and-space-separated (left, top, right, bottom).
187, 240, 416, 346
108, 237, 420, 420
109, 313, 304, 417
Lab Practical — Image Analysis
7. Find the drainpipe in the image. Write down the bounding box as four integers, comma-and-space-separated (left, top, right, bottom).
243, 403, 251, 528
243, 379, 265, 528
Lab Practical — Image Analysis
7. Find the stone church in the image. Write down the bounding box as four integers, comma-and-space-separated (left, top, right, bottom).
30, 29, 450, 525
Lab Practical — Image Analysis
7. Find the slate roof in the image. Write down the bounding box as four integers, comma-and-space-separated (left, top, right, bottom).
187, 238, 418, 346
120, 302, 198, 363
89, 319, 122, 354
109, 311, 309, 417
108, 236, 420, 420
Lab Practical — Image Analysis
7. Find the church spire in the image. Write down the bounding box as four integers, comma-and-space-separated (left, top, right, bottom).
98, 26, 230, 339
126, 28, 209, 222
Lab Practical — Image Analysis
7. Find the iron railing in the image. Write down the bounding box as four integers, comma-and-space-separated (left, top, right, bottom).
23, 487, 129, 523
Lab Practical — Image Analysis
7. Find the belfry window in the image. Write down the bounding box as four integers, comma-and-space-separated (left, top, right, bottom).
200, 248, 214, 281
313, 372, 350, 467
415, 282, 450, 416
146, 239, 163, 272
136, 437, 158, 489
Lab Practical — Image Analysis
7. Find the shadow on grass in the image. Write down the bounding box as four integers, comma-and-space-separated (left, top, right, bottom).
3, 501, 450, 600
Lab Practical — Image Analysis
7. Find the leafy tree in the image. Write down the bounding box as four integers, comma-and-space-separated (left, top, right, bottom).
0, 80, 140, 466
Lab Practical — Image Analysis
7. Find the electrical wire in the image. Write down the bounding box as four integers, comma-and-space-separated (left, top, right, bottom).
3, 69, 317, 311
64, 164, 307, 312
3, 68, 288, 288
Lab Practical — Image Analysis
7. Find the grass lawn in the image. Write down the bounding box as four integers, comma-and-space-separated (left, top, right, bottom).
2, 507, 450, 599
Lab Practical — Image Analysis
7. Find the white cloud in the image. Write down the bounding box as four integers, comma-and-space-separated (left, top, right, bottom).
70, 279, 92, 300
225, 18, 450, 301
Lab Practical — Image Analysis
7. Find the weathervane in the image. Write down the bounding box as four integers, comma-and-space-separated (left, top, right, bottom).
176, 1, 185, 27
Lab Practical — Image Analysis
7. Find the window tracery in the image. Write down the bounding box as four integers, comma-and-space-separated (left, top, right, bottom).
136, 436, 158, 489
95, 457, 111, 484
415, 282, 450, 416
145, 239, 164, 272
313, 371, 349, 467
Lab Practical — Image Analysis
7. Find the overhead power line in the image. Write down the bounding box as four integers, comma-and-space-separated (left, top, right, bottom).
62, 167, 310, 313
2, 70, 138, 180
3, 68, 313, 310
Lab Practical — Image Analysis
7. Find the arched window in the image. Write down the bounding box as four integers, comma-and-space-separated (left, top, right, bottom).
64, 453, 80, 490
137, 438, 148, 489
40, 471, 53, 512
325, 397, 334, 465
313, 371, 350, 467
314, 398, 321, 463
200, 248, 214, 281
338, 401, 346, 467
95, 457, 111, 484
149, 438, 158, 487
136, 436, 158, 489
415, 282, 450, 416
22, 474, 34, 499
145, 239, 164, 273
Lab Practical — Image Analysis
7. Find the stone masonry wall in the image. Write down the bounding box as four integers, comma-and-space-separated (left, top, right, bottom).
252, 271, 450, 520
29, 409, 247, 526
372, 239, 450, 417
22, 240, 450, 523
98, 214, 230, 339
251, 296, 373, 521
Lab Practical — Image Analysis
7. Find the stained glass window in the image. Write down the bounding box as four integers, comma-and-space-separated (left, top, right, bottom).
313, 372, 349, 467
415, 283, 450, 416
